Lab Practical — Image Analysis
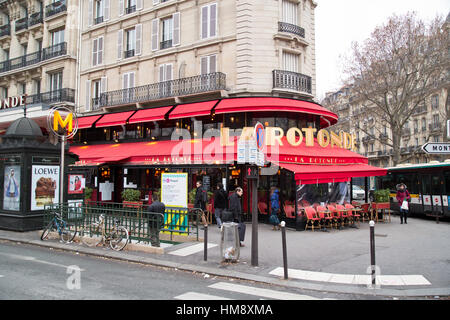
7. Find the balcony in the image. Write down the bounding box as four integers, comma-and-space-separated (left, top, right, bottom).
98, 72, 227, 109
126, 5, 136, 14
26, 88, 75, 105
0, 42, 67, 74
429, 123, 442, 132
379, 133, 389, 140
0, 24, 10, 37
272, 70, 312, 94
278, 21, 305, 39
94, 16, 104, 24
45, 0, 67, 19
29, 11, 43, 27
15, 17, 28, 32
160, 39, 173, 50
124, 49, 135, 58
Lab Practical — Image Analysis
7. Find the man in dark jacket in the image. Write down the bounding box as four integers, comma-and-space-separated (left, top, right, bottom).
147, 193, 165, 247
194, 181, 208, 227
214, 183, 228, 228
229, 187, 245, 247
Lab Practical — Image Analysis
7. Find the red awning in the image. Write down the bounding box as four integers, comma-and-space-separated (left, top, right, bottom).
276, 162, 387, 185
169, 100, 218, 120
95, 111, 135, 128
129, 106, 173, 124
214, 97, 339, 128
77, 115, 103, 129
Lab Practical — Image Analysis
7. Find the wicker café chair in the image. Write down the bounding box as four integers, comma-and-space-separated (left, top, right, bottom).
316, 205, 334, 229
326, 204, 341, 229
345, 203, 361, 227
304, 206, 321, 231
335, 204, 350, 227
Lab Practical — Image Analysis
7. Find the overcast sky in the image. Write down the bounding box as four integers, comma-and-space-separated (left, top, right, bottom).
315, 0, 450, 101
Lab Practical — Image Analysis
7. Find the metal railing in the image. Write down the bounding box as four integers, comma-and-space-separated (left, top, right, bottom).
98, 72, 226, 108
0, 42, 67, 74
273, 70, 312, 94
278, 21, 305, 38
0, 23, 10, 37
15, 17, 28, 32
94, 16, 104, 24
126, 5, 136, 14
45, 0, 67, 18
124, 49, 135, 58
160, 39, 173, 50
29, 11, 43, 27
26, 88, 75, 105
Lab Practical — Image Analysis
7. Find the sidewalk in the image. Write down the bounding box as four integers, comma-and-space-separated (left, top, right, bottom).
1, 215, 449, 298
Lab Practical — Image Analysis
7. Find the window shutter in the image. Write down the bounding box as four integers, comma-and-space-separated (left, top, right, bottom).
88, 0, 93, 27
165, 64, 172, 81
210, 3, 217, 37
119, 0, 124, 16
98, 37, 104, 65
104, 0, 110, 21
101, 77, 107, 93
135, 24, 142, 55
129, 72, 135, 88
201, 6, 208, 39
86, 80, 91, 111
201, 56, 208, 75
117, 29, 123, 60
123, 73, 129, 89
92, 38, 98, 66
209, 55, 216, 73
173, 12, 180, 46
151, 19, 159, 51
159, 65, 165, 82
137, 0, 143, 10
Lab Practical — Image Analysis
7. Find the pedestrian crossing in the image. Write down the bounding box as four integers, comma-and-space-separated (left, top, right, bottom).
169, 243, 217, 257
174, 281, 327, 300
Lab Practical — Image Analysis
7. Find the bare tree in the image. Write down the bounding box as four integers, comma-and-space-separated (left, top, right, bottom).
343, 12, 449, 165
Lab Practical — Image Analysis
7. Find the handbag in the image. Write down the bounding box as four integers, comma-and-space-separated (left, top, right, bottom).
401, 200, 409, 210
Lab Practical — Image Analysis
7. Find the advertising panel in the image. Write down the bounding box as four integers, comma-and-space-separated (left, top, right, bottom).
31, 165, 60, 210
161, 173, 188, 208
3, 165, 21, 211
68, 174, 85, 194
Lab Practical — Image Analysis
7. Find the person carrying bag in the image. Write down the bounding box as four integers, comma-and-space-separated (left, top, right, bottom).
229, 187, 245, 247
396, 183, 411, 224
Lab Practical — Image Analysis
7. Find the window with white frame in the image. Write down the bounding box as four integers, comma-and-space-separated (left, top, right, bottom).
49, 71, 63, 92
152, 13, 180, 51
51, 29, 64, 46
282, 0, 298, 25
201, 3, 217, 39
118, 24, 142, 59
92, 36, 104, 66
282, 51, 299, 73
201, 54, 217, 75
122, 72, 135, 101
431, 94, 439, 109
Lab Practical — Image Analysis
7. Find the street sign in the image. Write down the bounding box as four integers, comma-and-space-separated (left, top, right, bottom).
422, 143, 450, 154
246, 166, 259, 179
237, 123, 265, 166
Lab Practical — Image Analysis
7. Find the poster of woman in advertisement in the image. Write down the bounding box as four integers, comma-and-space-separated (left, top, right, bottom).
3, 166, 20, 211
68, 175, 85, 194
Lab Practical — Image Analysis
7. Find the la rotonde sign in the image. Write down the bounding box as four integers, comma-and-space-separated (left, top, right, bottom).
0, 94, 26, 110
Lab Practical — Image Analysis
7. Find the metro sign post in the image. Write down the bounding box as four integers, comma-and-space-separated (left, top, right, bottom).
47, 107, 78, 205
422, 143, 450, 154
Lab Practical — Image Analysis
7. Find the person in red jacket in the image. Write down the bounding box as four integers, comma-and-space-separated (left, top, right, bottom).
396, 183, 411, 224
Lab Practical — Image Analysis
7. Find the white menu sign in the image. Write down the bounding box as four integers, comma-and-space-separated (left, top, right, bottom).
161, 173, 188, 208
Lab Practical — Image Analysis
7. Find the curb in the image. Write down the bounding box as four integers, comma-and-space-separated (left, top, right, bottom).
1, 235, 449, 298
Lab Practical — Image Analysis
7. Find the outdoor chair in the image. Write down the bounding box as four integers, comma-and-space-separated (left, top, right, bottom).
283, 203, 296, 219
327, 204, 342, 229
336, 204, 350, 226
345, 203, 361, 227
304, 206, 321, 231
258, 202, 268, 215
359, 203, 371, 222
316, 205, 334, 229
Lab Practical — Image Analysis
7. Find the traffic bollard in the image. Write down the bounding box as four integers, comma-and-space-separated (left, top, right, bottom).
369, 220, 376, 286
204, 225, 208, 261
280, 221, 288, 280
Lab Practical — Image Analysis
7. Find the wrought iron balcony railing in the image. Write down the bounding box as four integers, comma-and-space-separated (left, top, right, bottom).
94, 16, 104, 24
15, 17, 28, 32
26, 88, 75, 105
0, 23, 10, 37
278, 21, 305, 38
160, 39, 173, 50
29, 11, 43, 27
45, 0, 67, 18
0, 42, 67, 74
272, 70, 312, 94
97, 72, 227, 109
126, 5, 136, 14
124, 49, 135, 58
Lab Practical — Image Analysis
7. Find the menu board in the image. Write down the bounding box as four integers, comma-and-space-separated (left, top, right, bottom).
161, 173, 188, 208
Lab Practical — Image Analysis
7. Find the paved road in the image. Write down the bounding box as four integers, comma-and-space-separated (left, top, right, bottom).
0, 241, 385, 301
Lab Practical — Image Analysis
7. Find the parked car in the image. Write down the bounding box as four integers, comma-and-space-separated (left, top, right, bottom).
352, 185, 366, 200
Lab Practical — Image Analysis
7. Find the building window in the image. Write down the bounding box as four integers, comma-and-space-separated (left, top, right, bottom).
33, 79, 41, 95
161, 17, 173, 49
51, 29, 64, 46
431, 95, 439, 110
92, 36, 104, 66
126, 0, 137, 14
92, 79, 101, 109
125, 28, 136, 58
94, 0, 104, 24
201, 54, 216, 75
18, 82, 26, 95
201, 3, 217, 39
421, 118, 426, 132
282, 51, 299, 72
49, 71, 63, 92
282, 0, 298, 25
0, 87, 7, 99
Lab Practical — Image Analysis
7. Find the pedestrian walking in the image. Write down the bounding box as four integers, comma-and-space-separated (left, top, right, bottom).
146, 193, 165, 247
269, 188, 281, 230
214, 183, 228, 228
194, 180, 208, 228
229, 187, 245, 247
396, 183, 411, 224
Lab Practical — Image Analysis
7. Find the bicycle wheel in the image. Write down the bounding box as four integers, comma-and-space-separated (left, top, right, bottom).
109, 226, 129, 251
60, 221, 77, 243
80, 224, 102, 247
41, 220, 55, 241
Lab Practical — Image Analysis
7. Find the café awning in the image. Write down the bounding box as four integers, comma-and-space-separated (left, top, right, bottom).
95, 111, 135, 128
77, 115, 103, 129
128, 106, 173, 124
168, 100, 218, 120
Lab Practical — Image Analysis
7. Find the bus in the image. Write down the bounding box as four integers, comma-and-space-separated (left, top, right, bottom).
376, 161, 450, 218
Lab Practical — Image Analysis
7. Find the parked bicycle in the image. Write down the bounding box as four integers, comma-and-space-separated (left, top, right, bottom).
79, 214, 129, 251
41, 211, 77, 243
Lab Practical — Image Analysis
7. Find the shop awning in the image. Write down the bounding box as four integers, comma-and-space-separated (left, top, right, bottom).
214, 97, 339, 128
129, 106, 173, 124
95, 111, 135, 128
77, 115, 103, 129
168, 100, 218, 120
276, 162, 387, 185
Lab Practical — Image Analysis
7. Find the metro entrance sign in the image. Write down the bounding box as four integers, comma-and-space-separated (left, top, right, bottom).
422, 143, 450, 154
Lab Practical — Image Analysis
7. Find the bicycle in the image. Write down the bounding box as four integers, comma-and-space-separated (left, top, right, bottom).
79, 214, 129, 251
41, 211, 77, 243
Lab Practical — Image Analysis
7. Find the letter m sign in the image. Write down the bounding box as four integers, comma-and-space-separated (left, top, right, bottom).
53, 111, 73, 134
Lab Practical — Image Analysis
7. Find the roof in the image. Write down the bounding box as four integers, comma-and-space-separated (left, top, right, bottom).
5, 117, 43, 137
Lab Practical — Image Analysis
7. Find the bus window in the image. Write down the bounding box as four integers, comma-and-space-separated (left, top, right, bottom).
431, 175, 442, 195
409, 173, 419, 194
421, 175, 431, 195
445, 171, 450, 196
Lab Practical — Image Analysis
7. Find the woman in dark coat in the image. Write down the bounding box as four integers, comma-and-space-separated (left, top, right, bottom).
269, 188, 281, 230
229, 187, 245, 247
396, 183, 411, 224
